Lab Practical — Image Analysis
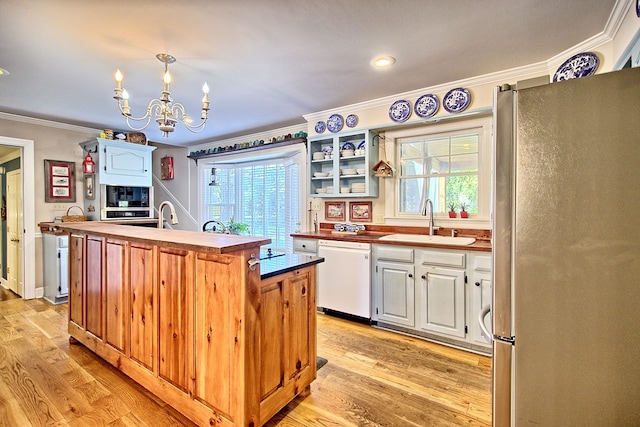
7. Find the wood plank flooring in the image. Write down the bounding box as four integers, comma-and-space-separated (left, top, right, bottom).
0, 297, 491, 426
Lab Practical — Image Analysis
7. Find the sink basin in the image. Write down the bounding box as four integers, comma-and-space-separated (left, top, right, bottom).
378, 234, 476, 245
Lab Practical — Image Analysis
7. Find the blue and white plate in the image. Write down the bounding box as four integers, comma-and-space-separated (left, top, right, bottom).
327, 114, 344, 133
553, 52, 599, 82
414, 94, 440, 118
315, 121, 326, 133
389, 100, 412, 122
346, 114, 359, 128
443, 88, 471, 113
357, 140, 366, 150
341, 141, 356, 150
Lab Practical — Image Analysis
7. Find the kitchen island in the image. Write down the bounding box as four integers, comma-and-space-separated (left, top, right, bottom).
55, 222, 323, 427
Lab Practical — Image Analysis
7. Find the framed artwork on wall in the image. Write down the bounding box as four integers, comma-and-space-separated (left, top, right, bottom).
349, 201, 372, 222
325, 201, 345, 221
44, 159, 76, 203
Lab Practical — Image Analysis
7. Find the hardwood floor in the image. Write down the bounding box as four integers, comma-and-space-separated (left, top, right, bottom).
0, 298, 491, 426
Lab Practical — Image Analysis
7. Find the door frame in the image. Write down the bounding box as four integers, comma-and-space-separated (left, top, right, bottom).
0, 136, 35, 299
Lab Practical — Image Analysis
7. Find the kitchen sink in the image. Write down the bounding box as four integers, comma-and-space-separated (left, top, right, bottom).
378, 234, 476, 245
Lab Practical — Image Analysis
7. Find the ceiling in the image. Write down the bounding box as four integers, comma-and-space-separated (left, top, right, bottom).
0, 0, 619, 147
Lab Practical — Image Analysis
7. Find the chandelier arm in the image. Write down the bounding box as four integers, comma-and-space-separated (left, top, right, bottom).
124, 115, 153, 132
170, 102, 209, 133
123, 99, 165, 123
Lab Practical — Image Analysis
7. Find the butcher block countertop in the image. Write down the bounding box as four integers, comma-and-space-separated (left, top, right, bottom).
292, 223, 492, 252
54, 221, 271, 254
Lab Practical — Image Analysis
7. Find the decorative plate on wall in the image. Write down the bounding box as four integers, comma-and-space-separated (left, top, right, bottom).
443, 88, 471, 113
414, 94, 440, 118
327, 114, 344, 133
314, 121, 326, 133
553, 52, 599, 82
346, 114, 359, 128
389, 100, 412, 122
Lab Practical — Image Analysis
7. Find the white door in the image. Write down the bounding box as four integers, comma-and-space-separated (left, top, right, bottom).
7, 170, 22, 296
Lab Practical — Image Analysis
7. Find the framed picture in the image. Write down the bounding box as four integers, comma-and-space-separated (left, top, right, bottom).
350, 201, 372, 222
325, 201, 345, 221
44, 159, 76, 203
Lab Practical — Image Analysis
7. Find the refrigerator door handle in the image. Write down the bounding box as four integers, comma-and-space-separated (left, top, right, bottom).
478, 304, 493, 343
494, 335, 515, 345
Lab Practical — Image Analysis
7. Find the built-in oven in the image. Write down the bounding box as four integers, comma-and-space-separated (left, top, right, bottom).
100, 185, 154, 220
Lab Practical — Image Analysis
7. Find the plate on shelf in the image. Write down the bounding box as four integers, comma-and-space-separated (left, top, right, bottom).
341, 141, 356, 150
346, 114, 358, 128
327, 114, 344, 133
315, 121, 326, 133
357, 140, 366, 150
553, 52, 599, 82
443, 88, 471, 113
389, 100, 412, 122
414, 94, 440, 118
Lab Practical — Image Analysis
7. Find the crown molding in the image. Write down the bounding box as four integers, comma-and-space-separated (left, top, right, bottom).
189, 123, 307, 150
0, 112, 100, 134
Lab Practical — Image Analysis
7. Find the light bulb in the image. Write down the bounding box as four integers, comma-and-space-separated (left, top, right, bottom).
163, 71, 172, 85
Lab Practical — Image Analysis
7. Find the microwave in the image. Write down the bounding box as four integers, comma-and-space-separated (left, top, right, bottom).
100, 185, 154, 220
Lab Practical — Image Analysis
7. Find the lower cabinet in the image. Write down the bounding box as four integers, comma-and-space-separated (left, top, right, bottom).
375, 261, 415, 327
373, 244, 492, 353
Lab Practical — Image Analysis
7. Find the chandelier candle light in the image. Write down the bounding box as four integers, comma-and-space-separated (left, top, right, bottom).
113, 53, 209, 138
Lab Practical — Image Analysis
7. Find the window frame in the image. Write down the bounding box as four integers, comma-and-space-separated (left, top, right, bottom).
198, 144, 307, 252
382, 115, 492, 226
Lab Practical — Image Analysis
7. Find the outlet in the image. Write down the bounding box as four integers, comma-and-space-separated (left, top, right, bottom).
52, 204, 66, 211
374, 214, 385, 223
310, 198, 322, 211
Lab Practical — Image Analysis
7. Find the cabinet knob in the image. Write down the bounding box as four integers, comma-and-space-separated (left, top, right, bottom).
421, 275, 426, 280
302, 244, 306, 248
408, 273, 413, 278
475, 282, 481, 287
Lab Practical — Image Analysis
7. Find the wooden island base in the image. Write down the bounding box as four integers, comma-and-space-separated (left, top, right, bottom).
57, 223, 321, 427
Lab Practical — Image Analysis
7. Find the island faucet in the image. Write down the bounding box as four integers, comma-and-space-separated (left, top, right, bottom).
421, 198, 436, 236
158, 200, 178, 229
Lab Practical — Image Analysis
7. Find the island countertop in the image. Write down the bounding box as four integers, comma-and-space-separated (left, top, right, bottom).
55, 221, 271, 254
260, 253, 324, 280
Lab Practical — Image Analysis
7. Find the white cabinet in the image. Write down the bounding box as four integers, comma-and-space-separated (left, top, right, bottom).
468, 254, 492, 349
292, 237, 318, 255
418, 265, 466, 339
373, 243, 492, 353
375, 261, 415, 327
308, 130, 378, 197
42, 233, 69, 304
81, 138, 156, 187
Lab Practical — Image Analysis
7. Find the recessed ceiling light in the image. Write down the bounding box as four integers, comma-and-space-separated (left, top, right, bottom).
370, 56, 396, 69
0, 68, 9, 76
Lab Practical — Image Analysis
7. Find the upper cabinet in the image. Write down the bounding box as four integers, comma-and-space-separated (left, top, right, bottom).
81, 138, 156, 187
308, 130, 379, 198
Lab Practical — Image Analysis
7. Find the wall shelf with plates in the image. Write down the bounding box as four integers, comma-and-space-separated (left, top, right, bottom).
308, 130, 378, 198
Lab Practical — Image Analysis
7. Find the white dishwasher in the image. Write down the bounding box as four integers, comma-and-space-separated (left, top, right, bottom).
317, 239, 371, 319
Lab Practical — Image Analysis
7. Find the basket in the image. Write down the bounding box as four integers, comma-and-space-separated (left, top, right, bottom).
62, 206, 88, 222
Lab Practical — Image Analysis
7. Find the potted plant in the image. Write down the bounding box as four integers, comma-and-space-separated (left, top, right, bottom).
448, 202, 457, 218
459, 203, 469, 218
226, 217, 250, 235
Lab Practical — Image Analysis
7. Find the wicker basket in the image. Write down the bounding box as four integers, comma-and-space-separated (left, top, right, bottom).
62, 206, 88, 222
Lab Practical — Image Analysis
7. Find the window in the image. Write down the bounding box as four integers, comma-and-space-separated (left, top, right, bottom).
386, 116, 491, 221
201, 156, 300, 252
398, 131, 479, 213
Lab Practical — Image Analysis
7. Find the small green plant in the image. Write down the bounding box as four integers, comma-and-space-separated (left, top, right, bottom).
226, 217, 250, 235
459, 202, 469, 218
448, 202, 457, 212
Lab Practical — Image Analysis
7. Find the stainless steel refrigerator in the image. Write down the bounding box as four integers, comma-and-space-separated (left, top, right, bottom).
490, 66, 640, 426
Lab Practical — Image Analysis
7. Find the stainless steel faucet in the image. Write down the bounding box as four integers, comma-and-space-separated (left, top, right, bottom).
158, 200, 178, 229
421, 198, 436, 236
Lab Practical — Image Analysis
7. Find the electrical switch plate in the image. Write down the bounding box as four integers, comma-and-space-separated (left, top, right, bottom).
311, 198, 322, 211
52, 204, 66, 211
374, 214, 385, 223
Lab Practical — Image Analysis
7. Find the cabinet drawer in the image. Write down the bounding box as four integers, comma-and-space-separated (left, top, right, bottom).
473, 255, 492, 271
419, 250, 466, 268
374, 245, 414, 263
293, 238, 318, 254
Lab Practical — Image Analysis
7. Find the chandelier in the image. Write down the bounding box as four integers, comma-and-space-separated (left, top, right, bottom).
113, 53, 209, 138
